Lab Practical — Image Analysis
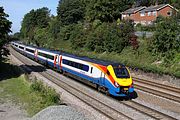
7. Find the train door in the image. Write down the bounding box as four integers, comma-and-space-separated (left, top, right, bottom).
34, 49, 38, 61
59, 55, 62, 70
54, 55, 58, 68
100, 72, 105, 86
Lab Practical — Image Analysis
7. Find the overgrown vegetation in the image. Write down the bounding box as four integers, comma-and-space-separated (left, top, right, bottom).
0, 61, 60, 116
30, 79, 60, 106
149, 17, 180, 64
0, 74, 60, 116
15, 0, 180, 78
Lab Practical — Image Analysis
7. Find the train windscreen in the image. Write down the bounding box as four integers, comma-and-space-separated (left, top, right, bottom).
113, 67, 130, 78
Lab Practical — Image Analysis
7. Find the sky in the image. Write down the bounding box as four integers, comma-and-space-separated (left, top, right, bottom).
0, 0, 59, 34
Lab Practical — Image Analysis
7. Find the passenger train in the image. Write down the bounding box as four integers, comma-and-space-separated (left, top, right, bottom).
11, 41, 134, 97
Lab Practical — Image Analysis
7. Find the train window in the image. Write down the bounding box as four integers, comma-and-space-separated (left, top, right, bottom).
79, 64, 83, 70
62, 59, 68, 64
113, 67, 130, 78
46, 54, 54, 60
72, 62, 76, 67
38, 52, 46, 57
83, 65, 89, 72
38, 52, 54, 60
26, 48, 34, 53
75, 63, 79, 68
19, 46, 24, 49
62, 59, 89, 72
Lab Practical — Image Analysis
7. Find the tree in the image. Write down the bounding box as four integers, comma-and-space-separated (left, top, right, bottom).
20, 7, 50, 43
85, 0, 134, 22
57, 0, 85, 25
85, 20, 134, 53
149, 17, 180, 60
48, 16, 61, 39
0, 7, 12, 59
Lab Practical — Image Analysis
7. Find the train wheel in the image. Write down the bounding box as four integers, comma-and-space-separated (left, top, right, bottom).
97, 86, 101, 92
105, 89, 110, 96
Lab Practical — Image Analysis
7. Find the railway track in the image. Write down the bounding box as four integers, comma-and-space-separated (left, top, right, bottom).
40, 69, 179, 120
9, 47, 179, 120
43, 71, 178, 120
133, 77, 180, 103
120, 100, 177, 120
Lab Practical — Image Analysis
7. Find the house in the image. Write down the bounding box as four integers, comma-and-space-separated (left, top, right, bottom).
121, 4, 179, 25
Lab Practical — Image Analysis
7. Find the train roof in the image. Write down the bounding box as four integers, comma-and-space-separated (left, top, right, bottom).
39, 48, 125, 66
61, 52, 125, 67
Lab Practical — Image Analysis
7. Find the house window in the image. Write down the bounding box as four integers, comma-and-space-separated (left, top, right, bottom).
148, 12, 151, 16
140, 12, 145, 16
167, 11, 172, 16
152, 11, 157, 16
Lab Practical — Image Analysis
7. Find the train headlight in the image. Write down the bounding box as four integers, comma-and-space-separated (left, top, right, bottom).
114, 81, 119, 87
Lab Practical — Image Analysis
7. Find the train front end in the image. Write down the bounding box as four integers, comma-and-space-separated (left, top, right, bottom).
107, 64, 134, 97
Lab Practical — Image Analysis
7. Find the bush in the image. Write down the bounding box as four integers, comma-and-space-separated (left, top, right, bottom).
85, 20, 134, 53
149, 17, 180, 59
30, 80, 60, 104
58, 24, 75, 41
70, 23, 87, 49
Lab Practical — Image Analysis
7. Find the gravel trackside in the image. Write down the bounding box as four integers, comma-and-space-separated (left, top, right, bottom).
0, 99, 29, 120
31, 105, 89, 120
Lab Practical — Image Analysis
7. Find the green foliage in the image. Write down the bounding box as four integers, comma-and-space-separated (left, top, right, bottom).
58, 24, 75, 41
34, 27, 51, 47
69, 23, 87, 49
85, 0, 134, 22
57, 0, 85, 25
149, 17, 180, 60
30, 79, 60, 105
48, 16, 61, 39
20, 7, 50, 43
85, 20, 134, 53
0, 7, 12, 59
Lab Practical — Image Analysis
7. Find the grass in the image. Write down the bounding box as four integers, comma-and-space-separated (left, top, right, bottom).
0, 61, 60, 116
51, 38, 180, 78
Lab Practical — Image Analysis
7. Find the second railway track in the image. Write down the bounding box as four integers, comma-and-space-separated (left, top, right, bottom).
133, 78, 180, 103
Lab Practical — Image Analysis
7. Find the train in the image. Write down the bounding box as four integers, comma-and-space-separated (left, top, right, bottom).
11, 41, 134, 97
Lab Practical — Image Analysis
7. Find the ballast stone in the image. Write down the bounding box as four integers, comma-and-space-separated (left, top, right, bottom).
31, 105, 89, 120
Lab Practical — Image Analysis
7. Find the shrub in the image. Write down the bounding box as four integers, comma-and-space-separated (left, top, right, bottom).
30, 80, 60, 104
70, 23, 87, 49
85, 20, 134, 53
149, 17, 180, 59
